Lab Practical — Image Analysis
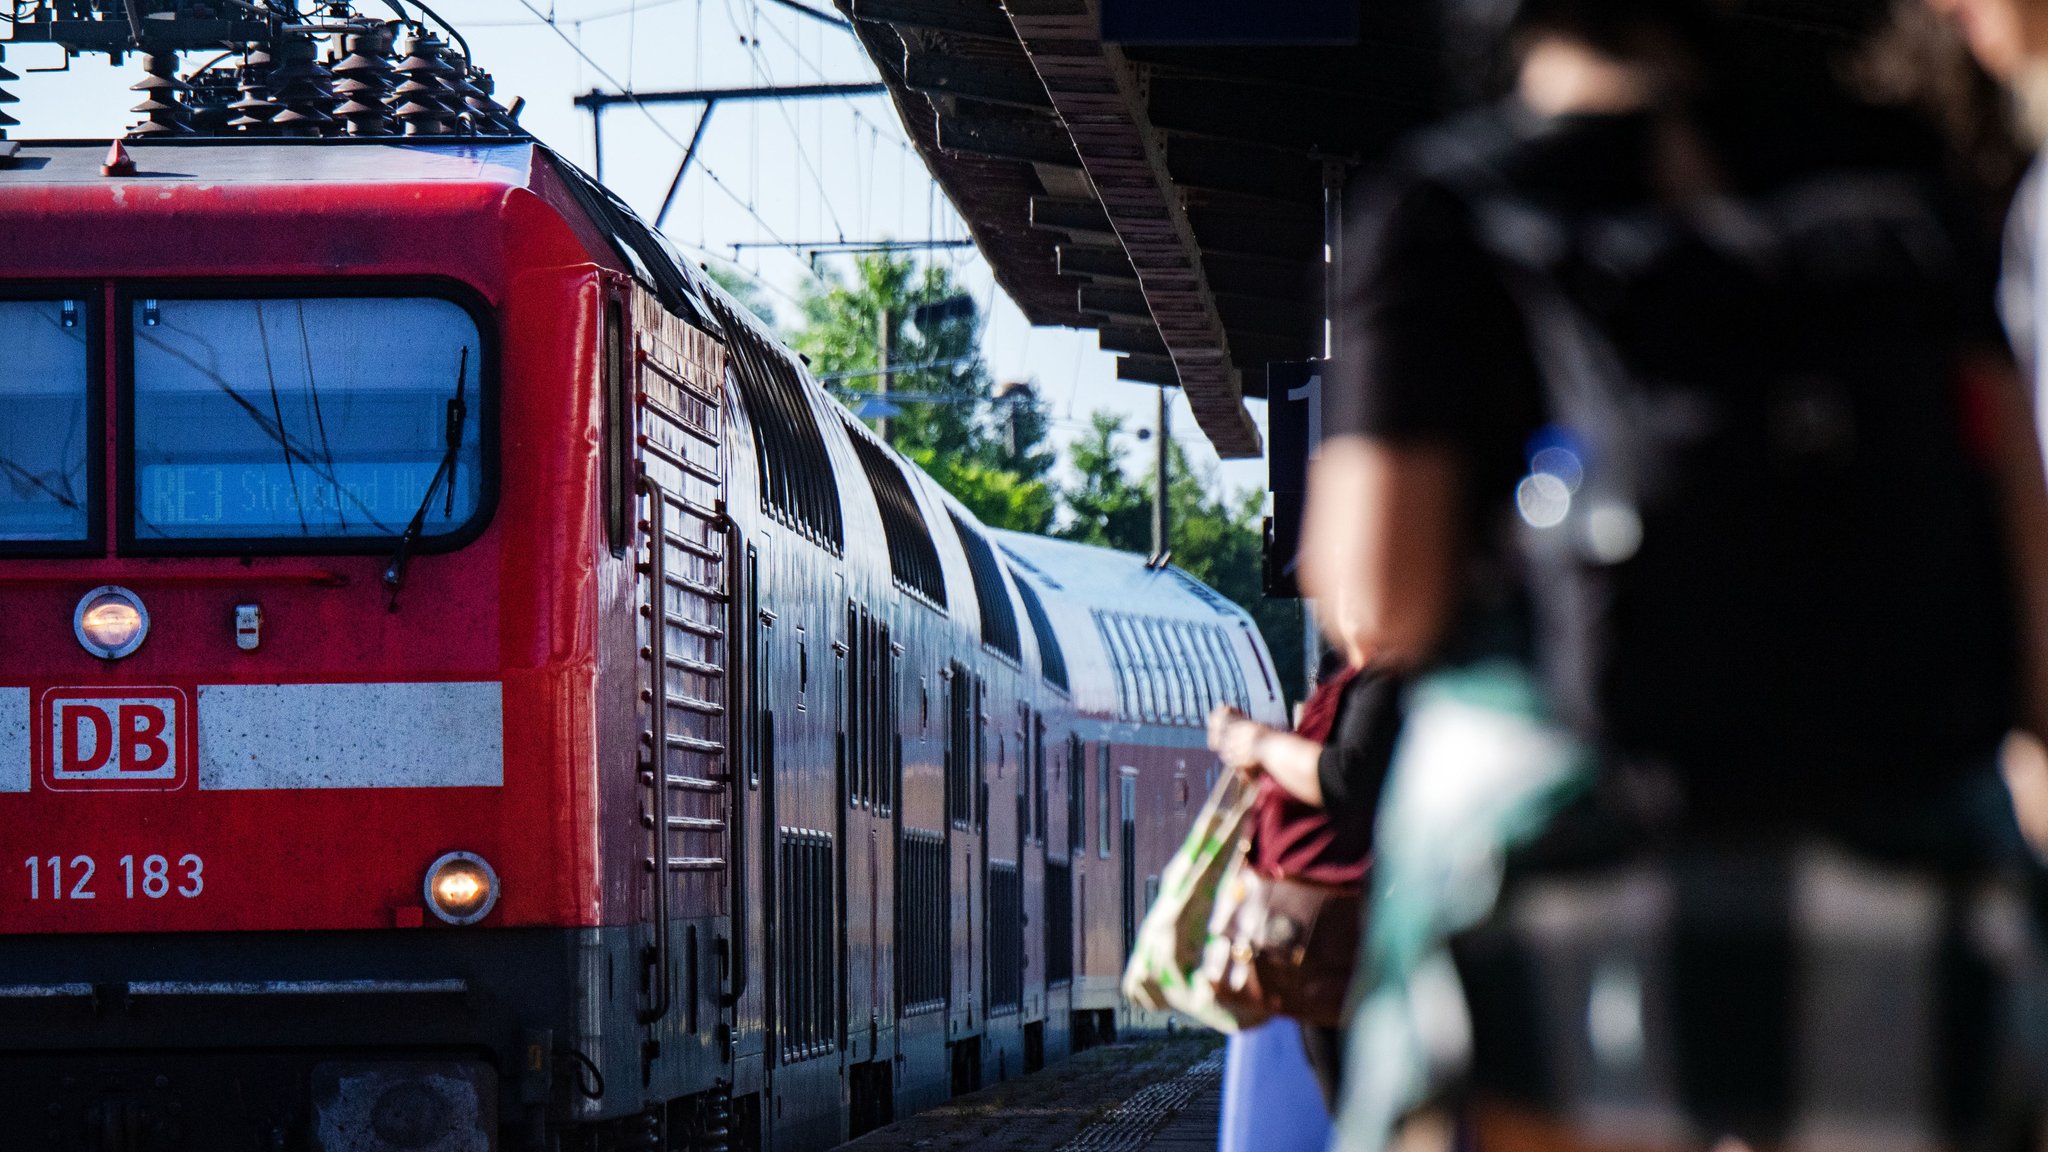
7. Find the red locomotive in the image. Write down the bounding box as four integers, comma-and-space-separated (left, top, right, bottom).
0, 11, 1287, 1152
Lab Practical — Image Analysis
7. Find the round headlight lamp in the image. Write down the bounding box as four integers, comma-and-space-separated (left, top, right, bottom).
423, 851, 499, 925
74, 585, 149, 660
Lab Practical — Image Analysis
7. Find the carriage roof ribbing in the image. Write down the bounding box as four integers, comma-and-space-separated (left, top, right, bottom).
992, 530, 1284, 726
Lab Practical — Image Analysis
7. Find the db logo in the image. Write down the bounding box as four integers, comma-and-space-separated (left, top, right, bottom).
38, 688, 192, 791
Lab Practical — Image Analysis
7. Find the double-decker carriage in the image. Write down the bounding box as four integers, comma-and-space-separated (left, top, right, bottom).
0, 132, 1285, 1152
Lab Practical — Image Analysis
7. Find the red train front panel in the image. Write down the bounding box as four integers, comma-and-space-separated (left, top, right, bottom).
0, 145, 621, 938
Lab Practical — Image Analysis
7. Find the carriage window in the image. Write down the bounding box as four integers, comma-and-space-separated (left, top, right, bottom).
1097, 743, 1112, 860
130, 296, 485, 543
0, 298, 93, 544
1012, 568, 1069, 692
950, 509, 1021, 661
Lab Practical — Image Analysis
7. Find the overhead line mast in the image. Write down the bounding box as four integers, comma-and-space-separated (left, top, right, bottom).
573, 81, 887, 188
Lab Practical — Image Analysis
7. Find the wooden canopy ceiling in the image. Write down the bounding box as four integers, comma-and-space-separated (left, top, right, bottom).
837, 0, 1451, 457
838, 0, 1877, 458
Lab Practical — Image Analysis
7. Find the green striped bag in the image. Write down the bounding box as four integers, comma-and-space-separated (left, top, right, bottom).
1121, 771, 1268, 1033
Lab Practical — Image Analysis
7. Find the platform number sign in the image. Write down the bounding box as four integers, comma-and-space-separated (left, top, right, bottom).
1264, 360, 1323, 598
38, 688, 191, 791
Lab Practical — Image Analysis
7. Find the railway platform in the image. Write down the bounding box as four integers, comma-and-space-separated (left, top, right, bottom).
835, 1032, 1223, 1152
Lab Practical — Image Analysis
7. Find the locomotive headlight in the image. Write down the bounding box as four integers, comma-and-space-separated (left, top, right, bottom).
423, 851, 499, 925
74, 586, 149, 660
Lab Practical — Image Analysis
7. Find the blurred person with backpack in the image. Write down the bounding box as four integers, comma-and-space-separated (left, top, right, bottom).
1301, 0, 2048, 1148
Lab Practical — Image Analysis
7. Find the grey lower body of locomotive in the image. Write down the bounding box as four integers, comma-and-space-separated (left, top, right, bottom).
0, 920, 734, 1152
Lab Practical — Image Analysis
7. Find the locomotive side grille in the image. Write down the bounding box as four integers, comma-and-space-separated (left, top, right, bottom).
1045, 858, 1074, 987
637, 299, 730, 926
987, 860, 1023, 1016
632, 296, 728, 1031
899, 829, 948, 1016
777, 828, 835, 1064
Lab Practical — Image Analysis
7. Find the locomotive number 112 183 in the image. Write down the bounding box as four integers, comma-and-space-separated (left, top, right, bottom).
22, 854, 204, 900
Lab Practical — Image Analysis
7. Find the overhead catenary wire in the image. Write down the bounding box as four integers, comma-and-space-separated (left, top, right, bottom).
737, 0, 950, 243
760, 0, 849, 29
511, 0, 825, 285
471, 1, 1090, 449
515, 0, 958, 296
745, 0, 919, 168
681, 241, 807, 311
816, 358, 975, 383
727, 0, 848, 242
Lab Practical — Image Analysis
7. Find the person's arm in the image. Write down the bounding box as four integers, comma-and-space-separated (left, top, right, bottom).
1208, 706, 1327, 806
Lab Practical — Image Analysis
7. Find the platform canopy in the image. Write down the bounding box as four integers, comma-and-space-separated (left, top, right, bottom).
837, 0, 1882, 458
837, 0, 1452, 458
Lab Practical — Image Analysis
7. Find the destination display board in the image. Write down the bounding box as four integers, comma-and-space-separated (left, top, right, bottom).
1264, 359, 1322, 597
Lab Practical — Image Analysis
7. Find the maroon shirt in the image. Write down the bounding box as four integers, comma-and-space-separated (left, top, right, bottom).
1249, 665, 1373, 887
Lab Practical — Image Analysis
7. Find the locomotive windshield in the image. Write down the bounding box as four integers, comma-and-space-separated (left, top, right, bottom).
130, 296, 485, 544
0, 298, 92, 544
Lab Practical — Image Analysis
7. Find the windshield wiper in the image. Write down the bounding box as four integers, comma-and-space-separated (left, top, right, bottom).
383, 346, 470, 609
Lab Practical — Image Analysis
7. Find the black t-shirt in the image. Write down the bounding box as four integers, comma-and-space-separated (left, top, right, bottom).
1326, 135, 1537, 457
1314, 667, 1404, 830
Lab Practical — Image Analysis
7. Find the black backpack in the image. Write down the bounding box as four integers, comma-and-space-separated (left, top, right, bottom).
1419, 110, 2018, 798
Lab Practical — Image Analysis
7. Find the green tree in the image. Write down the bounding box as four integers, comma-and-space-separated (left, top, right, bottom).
1057, 412, 1152, 549
1059, 409, 1307, 704
793, 253, 1057, 532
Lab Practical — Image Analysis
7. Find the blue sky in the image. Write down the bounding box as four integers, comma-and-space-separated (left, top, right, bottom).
3, 0, 1272, 505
